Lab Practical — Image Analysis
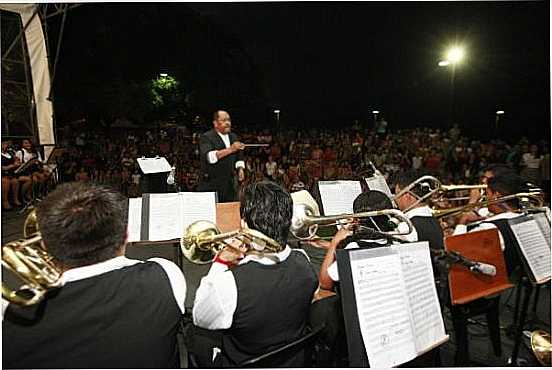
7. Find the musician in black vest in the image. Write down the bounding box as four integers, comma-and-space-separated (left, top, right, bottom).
453, 173, 526, 276
191, 181, 318, 367
198, 110, 245, 202
3, 182, 187, 369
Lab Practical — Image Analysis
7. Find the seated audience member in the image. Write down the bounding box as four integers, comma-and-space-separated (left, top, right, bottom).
3, 182, 186, 368
1, 140, 28, 209
15, 138, 48, 197
191, 181, 318, 367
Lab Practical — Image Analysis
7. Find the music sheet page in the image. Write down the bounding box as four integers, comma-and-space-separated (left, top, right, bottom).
349, 248, 417, 368
148, 193, 182, 241
178, 192, 217, 229
533, 213, 551, 247
127, 198, 142, 242
365, 176, 393, 198
391, 242, 448, 354
136, 157, 172, 174
318, 180, 362, 215
510, 219, 551, 283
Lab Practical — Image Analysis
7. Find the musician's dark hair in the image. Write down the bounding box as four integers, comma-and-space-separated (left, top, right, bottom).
488, 173, 523, 196
37, 182, 128, 269
240, 181, 292, 248
389, 169, 427, 198
483, 163, 515, 178
353, 190, 394, 232
213, 110, 228, 121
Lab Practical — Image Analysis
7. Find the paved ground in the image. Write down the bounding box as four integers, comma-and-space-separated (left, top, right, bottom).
2, 206, 550, 367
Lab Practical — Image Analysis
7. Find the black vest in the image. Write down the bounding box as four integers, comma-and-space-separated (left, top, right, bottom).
221, 250, 318, 367
3, 261, 182, 369
483, 219, 523, 277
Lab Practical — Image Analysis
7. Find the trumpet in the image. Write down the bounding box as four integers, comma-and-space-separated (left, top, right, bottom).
2, 211, 63, 306
180, 220, 281, 264
290, 203, 414, 240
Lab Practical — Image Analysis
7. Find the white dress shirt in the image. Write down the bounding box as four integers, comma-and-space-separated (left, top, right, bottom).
207, 132, 245, 169
193, 246, 308, 330
453, 211, 521, 251
2, 256, 186, 318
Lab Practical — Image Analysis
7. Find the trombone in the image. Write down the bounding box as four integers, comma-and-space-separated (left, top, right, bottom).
393, 175, 487, 212
180, 220, 282, 264
432, 191, 545, 219
2, 210, 63, 306
290, 203, 415, 240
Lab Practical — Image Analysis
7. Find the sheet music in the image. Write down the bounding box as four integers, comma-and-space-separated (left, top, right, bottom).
533, 213, 551, 248
148, 193, 183, 241
137, 157, 172, 174
365, 175, 393, 199
349, 248, 417, 368
510, 218, 552, 283
391, 242, 448, 354
127, 198, 142, 242
178, 192, 217, 230
318, 180, 362, 215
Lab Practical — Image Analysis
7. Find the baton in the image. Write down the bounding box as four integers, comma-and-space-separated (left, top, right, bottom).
243, 144, 270, 147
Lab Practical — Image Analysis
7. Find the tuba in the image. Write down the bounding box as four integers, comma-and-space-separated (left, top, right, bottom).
291, 203, 414, 240
181, 220, 281, 264
2, 210, 62, 306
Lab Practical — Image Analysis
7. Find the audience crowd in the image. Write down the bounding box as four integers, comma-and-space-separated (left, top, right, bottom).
2, 121, 550, 207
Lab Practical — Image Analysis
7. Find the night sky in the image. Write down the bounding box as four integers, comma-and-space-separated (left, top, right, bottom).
51, 1, 549, 138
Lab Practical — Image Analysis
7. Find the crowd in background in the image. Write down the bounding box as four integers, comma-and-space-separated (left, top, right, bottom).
3, 121, 550, 204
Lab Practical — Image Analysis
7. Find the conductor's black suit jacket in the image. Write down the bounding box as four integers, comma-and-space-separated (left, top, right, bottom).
198, 129, 243, 202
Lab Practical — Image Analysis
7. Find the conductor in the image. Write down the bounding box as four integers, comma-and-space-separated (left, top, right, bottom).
198, 110, 245, 202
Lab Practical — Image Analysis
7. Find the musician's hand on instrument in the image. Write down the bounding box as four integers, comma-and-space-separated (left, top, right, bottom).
329, 226, 353, 249
307, 238, 332, 249
231, 141, 245, 152
468, 188, 482, 204
457, 211, 484, 225
217, 240, 246, 265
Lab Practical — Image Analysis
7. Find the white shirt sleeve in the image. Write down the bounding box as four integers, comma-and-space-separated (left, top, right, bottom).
235, 160, 245, 169
193, 262, 238, 330
148, 258, 187, 314
15, 151, 23, 162
453, 222, 505, 251
207, 150, 218, 164
396, 221, 418, 242
327, 260, 339, 282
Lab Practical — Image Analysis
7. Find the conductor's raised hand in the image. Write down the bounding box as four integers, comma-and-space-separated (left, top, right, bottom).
231, 141, 245, 152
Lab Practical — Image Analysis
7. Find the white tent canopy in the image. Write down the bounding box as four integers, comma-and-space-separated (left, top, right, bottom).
1, 3, 55, 160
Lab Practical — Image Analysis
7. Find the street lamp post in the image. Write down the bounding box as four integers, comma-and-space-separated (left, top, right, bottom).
274, 109, 280, 128
439, 46, 465, 127
372, 110, 379, 129
495, 110, 505, 132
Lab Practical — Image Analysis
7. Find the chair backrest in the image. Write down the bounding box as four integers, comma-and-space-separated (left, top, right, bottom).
237, 324, 326, 368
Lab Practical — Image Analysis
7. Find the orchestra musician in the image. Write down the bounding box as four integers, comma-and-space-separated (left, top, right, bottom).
453, 172, 528, 276
1, 140, 29, 209
198, 110, 246, 202
189, 181, 318, 367
2, 182, 187, 368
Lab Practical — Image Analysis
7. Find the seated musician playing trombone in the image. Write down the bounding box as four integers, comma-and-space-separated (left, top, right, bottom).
190, 181, 318, 367
2, 182, 187, 369
319, 189, 416, 290
453, 172, 528, 275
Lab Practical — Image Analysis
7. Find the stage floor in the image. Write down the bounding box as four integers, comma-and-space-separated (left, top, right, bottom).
2, 206, 550, 367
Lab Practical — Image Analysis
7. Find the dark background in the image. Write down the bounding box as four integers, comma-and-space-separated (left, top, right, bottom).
49, 2, 550, 139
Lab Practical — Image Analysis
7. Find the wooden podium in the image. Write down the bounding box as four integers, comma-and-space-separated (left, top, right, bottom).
445, 228, 514, 305
216, 202, 241, 232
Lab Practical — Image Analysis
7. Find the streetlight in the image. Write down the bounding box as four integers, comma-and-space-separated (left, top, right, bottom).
274, 109, 280, 127
495, 110, 505, 131
439, 45, 466, 126
159, 73, 168, 77
372, 110, 380, 129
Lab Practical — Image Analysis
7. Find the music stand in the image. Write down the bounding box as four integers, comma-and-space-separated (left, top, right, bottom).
445, 228, 514, 305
